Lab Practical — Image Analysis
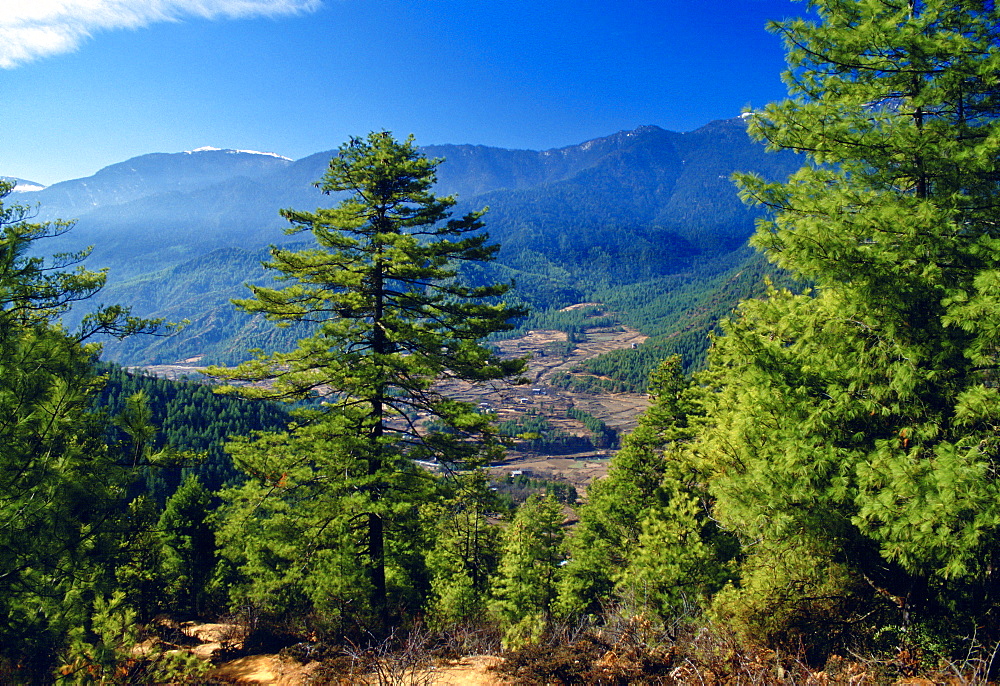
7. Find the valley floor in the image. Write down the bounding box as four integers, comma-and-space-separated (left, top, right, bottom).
137, 314, 651, 491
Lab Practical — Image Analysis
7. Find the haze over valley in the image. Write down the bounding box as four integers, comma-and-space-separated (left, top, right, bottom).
6, 116, 801, 370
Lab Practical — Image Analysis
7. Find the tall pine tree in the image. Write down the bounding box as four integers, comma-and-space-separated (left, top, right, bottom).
210, 133, 525, 631
702, 0, 1000, 645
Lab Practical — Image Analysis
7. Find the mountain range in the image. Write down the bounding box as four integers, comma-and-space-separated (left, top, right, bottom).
8, 118, 802, 367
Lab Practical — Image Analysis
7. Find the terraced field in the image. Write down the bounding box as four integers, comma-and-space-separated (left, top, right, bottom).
139, 307, 652, 490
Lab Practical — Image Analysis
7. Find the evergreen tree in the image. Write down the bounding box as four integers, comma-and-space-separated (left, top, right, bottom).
159, 476, 215, 616
556, 357, 734, 621
703, 0, 1000, 644
423, 470, 503, 629
115, 495, 166, 623
209, 133, 525, 631
490, 493, 564, 648
0, 181, 159, 679
213, 421, 435, 634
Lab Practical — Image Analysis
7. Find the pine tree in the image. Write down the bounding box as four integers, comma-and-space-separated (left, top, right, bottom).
703, 0, 1000, 642
555, 357, 735, 621
209, 133, 525, 630
0, 181, 160, 678
423, 470, 503, 629
115, 495, 166, 623
490, 493, 564, 648
159, 476, 215, 615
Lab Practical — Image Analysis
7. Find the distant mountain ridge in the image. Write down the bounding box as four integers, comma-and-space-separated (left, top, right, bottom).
5, 119, 802, 365
22, 125, 704, 213
31, 147, 294, 222
2, 176, 46, 192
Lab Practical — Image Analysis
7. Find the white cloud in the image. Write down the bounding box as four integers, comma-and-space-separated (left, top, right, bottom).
0, 0, 322, 68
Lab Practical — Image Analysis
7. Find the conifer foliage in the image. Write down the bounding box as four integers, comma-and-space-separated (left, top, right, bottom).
704, 0, 1000, 641
210, 133, 526, 632
0, 181, 160, 679
556, 357, 736, 623
490, 493, 565, 649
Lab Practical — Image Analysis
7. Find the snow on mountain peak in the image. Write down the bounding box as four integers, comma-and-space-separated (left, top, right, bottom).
184, 146, 292, 161
12, 182, 45, 192
1, 176, 45, 192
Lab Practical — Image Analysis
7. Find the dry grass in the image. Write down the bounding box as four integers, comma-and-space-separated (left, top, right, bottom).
489, 618, 1000, 685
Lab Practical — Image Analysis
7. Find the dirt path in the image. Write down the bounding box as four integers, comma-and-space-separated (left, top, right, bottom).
207, 654, 509, 685
208, 655, 511, 685
150, 620, 507, 685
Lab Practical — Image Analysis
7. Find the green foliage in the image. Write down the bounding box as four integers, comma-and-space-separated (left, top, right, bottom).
61, 588, 211, 684
496, 406, 617, 455
159, 476, 216, 615
494, 473, 578, 505
423, 471, 503, 628
213, 422, 433, 634
497, 413, 591, 453
566, 407, 619, 449
0, 181, 161, 680
709, 535, 876, 658
98, 245, 294, 367
209, 133, 527, 631
697, 0, 1000, 648
490, 493, 565, 648
621, 481, 736, 619
96, 363, 290, 501
582, 248, 801, 386
556, 357, 736, 621
60, 591, 139, 685
115, 496, 166, 623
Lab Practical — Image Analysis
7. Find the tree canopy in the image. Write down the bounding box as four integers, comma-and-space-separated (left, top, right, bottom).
209, 133, 526, 631
702, 0, 1000, 642
0, 180, 164, 679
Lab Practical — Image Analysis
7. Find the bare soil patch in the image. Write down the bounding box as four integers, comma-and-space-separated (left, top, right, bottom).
167, 620, 507, 685
207, 654, 325, 684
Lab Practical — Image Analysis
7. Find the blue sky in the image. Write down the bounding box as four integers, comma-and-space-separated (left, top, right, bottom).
2, 0, 806, 185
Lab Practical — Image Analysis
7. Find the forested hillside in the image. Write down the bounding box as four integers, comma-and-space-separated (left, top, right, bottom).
16, 118, 801, 368
8, 2, 1000, 682
96, 363, 289, 503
